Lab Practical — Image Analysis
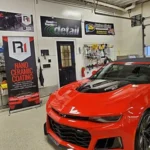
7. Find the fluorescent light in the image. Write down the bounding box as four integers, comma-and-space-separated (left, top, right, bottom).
63, 10, 81, 17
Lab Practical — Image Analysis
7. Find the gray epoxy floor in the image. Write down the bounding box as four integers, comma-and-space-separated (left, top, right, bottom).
0, 102, 57, 150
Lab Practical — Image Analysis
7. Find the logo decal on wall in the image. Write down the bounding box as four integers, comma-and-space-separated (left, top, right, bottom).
8, 37, 31, 61
85, 23, 95, 33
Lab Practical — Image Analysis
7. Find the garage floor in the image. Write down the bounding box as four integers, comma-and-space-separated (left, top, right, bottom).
0, 98, 57, 150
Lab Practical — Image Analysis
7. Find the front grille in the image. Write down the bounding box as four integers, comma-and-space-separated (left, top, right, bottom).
52, 108, 89, 121
49, 116, 91, 148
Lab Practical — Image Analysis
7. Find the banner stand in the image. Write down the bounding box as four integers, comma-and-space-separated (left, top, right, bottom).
3, 36, 40, 112
9, 101, 42, 115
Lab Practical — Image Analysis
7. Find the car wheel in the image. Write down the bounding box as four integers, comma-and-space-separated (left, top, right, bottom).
22, 99, 29, 108
135, 111, 150, 150
44, 123, 47, 135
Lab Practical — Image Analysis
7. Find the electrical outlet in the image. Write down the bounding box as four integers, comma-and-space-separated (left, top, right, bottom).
43, 64, 51, 68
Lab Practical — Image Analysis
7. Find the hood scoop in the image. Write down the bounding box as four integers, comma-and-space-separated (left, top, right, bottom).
76, 79, 129, 93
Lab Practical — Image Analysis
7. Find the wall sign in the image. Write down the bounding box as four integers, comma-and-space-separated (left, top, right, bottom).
3, 36, 40, 110
41, 16, 82, 38
0, 11, 34, 32
85, 21, 115, 35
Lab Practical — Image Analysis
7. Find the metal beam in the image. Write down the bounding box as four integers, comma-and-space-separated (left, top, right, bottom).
125, 3, 136, 11
95, 12, 132, 20
142, 25, 146, 58
138, 0, 150, 5
144, 16, 150, 20
145, 24, 150, 27
85, 0, 126, 12
35, 0, 38, 4
93, 0, 98, 12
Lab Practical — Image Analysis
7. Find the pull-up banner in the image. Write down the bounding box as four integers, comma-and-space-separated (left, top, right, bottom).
3, 36, 40, 110
85, 21, 115, 35
0, 11, 34, 32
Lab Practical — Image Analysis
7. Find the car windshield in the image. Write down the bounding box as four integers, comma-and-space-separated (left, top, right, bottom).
91, 63, 150, 84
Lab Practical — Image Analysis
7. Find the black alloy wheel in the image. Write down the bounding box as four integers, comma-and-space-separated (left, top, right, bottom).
22, 99, 29, 108
135, 111, 150, 150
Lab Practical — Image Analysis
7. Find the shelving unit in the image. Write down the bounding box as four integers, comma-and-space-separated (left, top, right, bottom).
83, 44, 113, 71
0, 51, 8, 108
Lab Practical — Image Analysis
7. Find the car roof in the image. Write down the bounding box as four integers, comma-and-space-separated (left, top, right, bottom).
114, 58, 150, 63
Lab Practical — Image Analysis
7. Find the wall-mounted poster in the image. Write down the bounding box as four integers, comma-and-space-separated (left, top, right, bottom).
85, 21, 115, 35
0, 11, 34, 32
41, 16, 82, 38
3, 36, 40, 110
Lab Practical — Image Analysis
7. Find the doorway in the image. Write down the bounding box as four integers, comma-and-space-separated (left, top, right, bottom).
57, 41, 76, 87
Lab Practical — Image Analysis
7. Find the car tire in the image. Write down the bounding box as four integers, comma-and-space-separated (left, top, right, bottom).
135, 110, 150, 150
44, 123, 47, 135
22, 99, 29, 108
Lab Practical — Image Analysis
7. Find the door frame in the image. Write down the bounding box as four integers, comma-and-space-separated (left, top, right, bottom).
55, 39, 77, 88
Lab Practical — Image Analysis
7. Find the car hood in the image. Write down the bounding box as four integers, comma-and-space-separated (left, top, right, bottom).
49, 79, 149, 116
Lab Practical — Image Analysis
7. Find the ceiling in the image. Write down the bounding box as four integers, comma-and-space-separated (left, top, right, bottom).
42, 0, 150, 12
97, 0, 148, 8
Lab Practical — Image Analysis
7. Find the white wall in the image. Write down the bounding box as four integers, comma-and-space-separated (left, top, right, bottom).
0, 0, 122, 89
121, 1, 150, 56
36, 0, 122, 87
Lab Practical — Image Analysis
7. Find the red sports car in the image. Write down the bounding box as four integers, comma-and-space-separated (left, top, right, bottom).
9, 92, 40, 110
44, 58, 150, 150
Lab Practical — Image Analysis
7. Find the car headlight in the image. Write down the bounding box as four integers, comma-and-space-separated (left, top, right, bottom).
89, 115, 122, 123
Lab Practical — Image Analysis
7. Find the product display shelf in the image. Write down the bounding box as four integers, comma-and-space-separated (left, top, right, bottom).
0, 52, 8, 108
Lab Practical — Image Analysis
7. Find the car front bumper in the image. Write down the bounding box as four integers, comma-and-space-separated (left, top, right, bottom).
44, 110, 137, 150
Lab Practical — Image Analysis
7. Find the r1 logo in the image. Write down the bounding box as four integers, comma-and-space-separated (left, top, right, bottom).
13, 41, 27, 53
23, 16, 30, 22
22, 15, 32, 26
8, 37, 31, 62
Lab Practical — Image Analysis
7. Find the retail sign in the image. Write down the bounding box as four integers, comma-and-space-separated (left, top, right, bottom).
40, 16, 82, 38
0, 11, 34, 32
3, 36, 40, 110
85, 21, 115, 35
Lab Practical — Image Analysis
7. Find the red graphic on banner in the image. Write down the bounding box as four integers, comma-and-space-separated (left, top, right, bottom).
24, 44, 27, 52
3, 36, 8, 42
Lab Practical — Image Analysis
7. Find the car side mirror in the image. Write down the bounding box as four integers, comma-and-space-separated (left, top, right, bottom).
92, 70, 97, 76
89, 70, 97, 78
